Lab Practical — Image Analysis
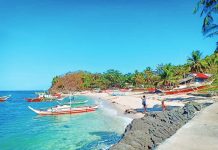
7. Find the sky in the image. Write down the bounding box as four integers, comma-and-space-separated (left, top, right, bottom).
0, 0, 217, 90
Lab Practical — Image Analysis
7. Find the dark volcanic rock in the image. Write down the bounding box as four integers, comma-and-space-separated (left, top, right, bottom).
110, 102, 208, 150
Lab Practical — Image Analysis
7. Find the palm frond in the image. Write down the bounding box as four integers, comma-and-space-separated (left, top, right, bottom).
200, 0, 216, 15
206, 31, 218, 37
203, 24, 218, 35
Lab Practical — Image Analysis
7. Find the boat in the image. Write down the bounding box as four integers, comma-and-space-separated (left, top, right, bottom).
26, 97, 43, 102
0, 95, 11, 102
26, 94, 65, 102
163, 85, 207, 95
64, 100, 88, 105
161, 73, 214, 95
36, 92, 64, 100
28, 105, 98, 115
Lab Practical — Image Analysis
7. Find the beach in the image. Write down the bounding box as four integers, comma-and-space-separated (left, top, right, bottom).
77, 91, 214, 119
75, 91, 217, 149
1, 89, 217, 150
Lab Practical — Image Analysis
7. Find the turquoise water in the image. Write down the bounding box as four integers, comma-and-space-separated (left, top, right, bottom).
0, 91, 130, 150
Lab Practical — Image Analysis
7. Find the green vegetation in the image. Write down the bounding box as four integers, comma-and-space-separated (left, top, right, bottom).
50, 51, 218, 93
194, 0, 218, 51
52, 76, 59, 85
187, 50, 205, 72
49, 1, 218, 93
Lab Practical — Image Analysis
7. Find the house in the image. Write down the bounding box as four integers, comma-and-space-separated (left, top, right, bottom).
179, 73, 212, 85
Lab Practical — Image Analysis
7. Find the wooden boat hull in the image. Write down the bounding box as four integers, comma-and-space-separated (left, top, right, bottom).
28, 105, 98, 115
65, 100, 88, 105
0, 95, 11, 102
164, 85, 206, 95
26, 97, 43, 102
0, 99, 6, 102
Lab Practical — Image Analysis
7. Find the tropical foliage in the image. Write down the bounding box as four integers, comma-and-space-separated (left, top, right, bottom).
194, 0, 218, 51
48, 2, 218, 93
49, 51, 218, 93
187, 50, 205, 72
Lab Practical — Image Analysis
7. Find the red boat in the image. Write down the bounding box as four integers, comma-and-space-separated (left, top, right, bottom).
26, 97, 43, 102
164, 85, 206, 95
0, 95, 11, 102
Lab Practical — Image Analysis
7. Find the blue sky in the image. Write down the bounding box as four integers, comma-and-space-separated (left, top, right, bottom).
0, 0, 217, 90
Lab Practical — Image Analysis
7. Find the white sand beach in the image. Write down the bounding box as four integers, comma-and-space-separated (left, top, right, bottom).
76, 91, 215, 119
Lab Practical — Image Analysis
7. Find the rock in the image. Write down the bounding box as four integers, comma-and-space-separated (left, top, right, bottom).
125, 109, 137, 114
110, 102, 210, 150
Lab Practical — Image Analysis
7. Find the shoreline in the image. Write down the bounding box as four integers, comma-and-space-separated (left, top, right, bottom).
74, 91, 217, 149
75, 91, 214, 119
110, 101, 215, 150
84, 94, 143, 119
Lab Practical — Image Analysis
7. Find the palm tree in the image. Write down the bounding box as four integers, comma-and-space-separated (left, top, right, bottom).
204, 53, 218, 73
133, 70, 145, 88
157, 64, 178, 89
194, 0, 218, 50
144, 67, 153, 85
187, 50, 206, 72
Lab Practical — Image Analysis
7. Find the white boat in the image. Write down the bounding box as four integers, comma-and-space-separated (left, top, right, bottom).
28, 105, 98, 115
0, 95, 11, 102
65, 100, 88, 105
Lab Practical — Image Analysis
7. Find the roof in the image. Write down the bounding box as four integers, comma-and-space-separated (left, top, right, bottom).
179, 76, 193, 84
195, 73, 209, 79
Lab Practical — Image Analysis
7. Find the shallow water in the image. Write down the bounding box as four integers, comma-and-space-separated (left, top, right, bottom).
0, 91, 130, 150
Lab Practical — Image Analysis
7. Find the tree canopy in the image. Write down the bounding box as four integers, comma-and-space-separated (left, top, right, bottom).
194, 0, 218, 50
49, 51, 218, 93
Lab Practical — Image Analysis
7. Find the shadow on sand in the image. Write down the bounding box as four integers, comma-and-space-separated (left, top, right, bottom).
165, 96, 206, 102
134, 105, 180, 113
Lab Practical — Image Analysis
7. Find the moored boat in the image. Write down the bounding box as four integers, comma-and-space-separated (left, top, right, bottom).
0, 95, 11, 102
26, 97, 43, 102
36, 92, 64, 101
65, 100, 88, 105
28, 105, 98, 115
163, 85, 206, 95
162, 73, 213, 95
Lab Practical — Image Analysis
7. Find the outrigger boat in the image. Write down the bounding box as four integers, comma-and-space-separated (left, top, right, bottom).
26, 94, 65, 102
64, 100, 88, 105
162, 74, 213, 95
163, 85, 207, 95
26, 97, 43, 102
28, 105, 98, 115
0, 95, 11, 102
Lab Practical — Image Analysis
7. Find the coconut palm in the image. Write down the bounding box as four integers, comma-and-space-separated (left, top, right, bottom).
204, 53, 218, 73
194, 0, 218, 37
144, 67, 153, 84
187, 50, 206, 72
194, 0, 218, 50
132, 70, 146, 88
156, 64, 178, 89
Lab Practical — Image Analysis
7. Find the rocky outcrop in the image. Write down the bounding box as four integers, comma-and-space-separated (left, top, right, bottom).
49, 72, 84, 94
110, 102, 210, 150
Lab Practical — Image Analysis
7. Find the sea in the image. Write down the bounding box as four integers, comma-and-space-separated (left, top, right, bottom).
0, 91, 131, 150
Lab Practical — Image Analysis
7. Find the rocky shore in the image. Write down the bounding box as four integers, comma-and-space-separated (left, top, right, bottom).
110, 102, 211, 150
